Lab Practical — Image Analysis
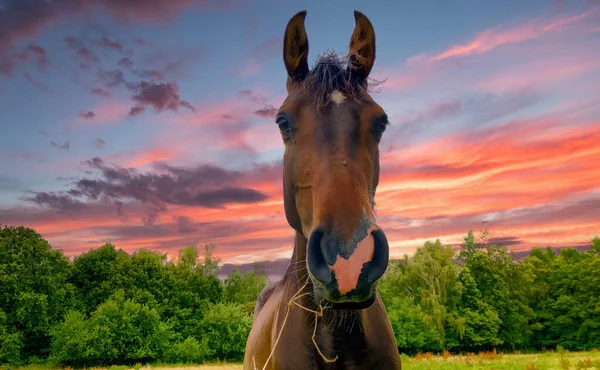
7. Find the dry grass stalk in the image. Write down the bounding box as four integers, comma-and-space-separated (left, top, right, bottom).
252, 279, 338, 370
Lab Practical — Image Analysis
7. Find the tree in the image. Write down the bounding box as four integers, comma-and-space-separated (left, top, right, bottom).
592, 236, 600, 254
123, 249, 172, 310
223, 267, 269, 314
69, 243, 129, 314
462, 243, 534, 350
379, 240, 462, 349
201, 242, 220, 277
50, 290, 173, 366
198, 302, 252, 361
458, 229, 489, 261
162, 244, 223, 342
450, 267, 502, 350
0, 225, 75, 364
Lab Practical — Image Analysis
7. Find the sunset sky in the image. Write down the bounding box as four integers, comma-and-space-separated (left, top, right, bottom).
1, 0, 599, 265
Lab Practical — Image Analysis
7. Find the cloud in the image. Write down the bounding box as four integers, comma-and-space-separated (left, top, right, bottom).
90, 87, 111, 97
385, 88, 543, 147
26, 43, 50, 71
99, 68, 127, 88
65, 99, 130, 126
133, 38, 152, 46
254, 105, 278, 119
394, 100, 462, 128
22, 191, 86, 214
128, 81, 195, 116
487, 236, 522, 246
21, 157, 272, 226
110, 147, 178, 168
96, 69, 194, 116
419, 8, 598, 63
376, 115, 600, 226
50, 141, 71, 150
128, 106, 145, 116
79, 110, 95, 119
0, 0, 244, 53
92, 138, 106, 149
381, 192, 600, 251
134, 69, 166, 81
98, 36, 125, 54
0, 50, 29, 76
0, 0, 234, 75
24, 72, 50, 92
64, 36, 98, 65
374, 7, 600, 95
117, 57, 134, 68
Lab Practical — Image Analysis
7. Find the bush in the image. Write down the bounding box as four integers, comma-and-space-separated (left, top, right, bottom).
49, 310, 91, 366
50, 291, 173, 366
164, 336, 209, 364
199, 302, 252, 362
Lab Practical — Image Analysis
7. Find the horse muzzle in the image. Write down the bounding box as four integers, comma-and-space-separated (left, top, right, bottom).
306, 225, 389, 309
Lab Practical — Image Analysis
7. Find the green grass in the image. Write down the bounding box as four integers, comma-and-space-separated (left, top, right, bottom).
401, 349, 600, 369
6, 350, 600, 370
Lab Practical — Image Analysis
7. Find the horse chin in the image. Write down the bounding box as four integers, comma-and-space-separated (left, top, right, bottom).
311, 280, 378, 310
322, 292, 377, 310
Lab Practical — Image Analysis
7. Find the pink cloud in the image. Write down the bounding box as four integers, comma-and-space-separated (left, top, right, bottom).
122, 148, 179, 168
0, 0, 247, 70
64, 99, 130, 128
429, 8, 597, 62
473, 54, 600, 92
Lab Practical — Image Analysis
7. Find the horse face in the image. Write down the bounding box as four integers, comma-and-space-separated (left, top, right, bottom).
277, 11, 390, 308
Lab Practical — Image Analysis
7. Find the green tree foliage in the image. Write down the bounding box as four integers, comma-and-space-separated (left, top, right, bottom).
163, 336, 209, 364
223, 267, 269, 314
457, 229, 489, 261
522, 244, 600, 350
50, 291, 172, 367
461, 244, 534, 349
163, 242, 223, 343
379, 231, 600, 355
0, 225, 75, 364
1, 224, 599, 366
69, 242, 129, 314
198, 302, 253, 362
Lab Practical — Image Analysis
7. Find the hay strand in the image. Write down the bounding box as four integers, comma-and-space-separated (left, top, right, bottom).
252, 279, 339, 369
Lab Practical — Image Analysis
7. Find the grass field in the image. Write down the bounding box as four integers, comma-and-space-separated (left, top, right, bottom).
168, 350, 600, 369
150, 350, 600, 370
10, 350, 600, 370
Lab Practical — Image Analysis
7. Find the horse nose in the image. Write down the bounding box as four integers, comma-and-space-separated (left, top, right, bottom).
307, 226, 389, 300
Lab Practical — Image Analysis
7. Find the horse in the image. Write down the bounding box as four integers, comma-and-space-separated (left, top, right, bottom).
243, 10, 401, 370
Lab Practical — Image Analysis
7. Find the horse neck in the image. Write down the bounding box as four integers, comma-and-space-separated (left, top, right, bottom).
283, 232, 308, 284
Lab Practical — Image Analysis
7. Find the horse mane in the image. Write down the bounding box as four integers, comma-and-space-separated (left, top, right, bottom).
302, 50, 383, 110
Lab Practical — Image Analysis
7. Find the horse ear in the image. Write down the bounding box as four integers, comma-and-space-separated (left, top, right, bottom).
283, 10, 309, 83
348, 10, 376, 84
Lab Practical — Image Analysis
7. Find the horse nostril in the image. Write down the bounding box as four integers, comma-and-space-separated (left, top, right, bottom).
307, 228, 333, 286
368, 228, 390, 283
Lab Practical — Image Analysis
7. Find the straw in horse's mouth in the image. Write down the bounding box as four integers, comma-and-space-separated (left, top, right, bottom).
252, 279, 339, 370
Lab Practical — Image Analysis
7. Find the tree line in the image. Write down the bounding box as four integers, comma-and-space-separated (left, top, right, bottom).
379, 231, 600, 355
0, 225, 599, 366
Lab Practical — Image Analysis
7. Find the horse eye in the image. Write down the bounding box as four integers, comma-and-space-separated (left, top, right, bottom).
276, 115, 292, 135
373, 115, 389, 136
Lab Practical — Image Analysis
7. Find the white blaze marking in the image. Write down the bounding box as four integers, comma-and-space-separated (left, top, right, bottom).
330, 226, 377, 295
330, 90, 346, 105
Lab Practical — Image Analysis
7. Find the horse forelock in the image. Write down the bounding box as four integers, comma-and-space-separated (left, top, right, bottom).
301, 50, 383, 110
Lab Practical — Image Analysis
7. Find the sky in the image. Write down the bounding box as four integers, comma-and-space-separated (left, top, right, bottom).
1, 0, 599, 266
